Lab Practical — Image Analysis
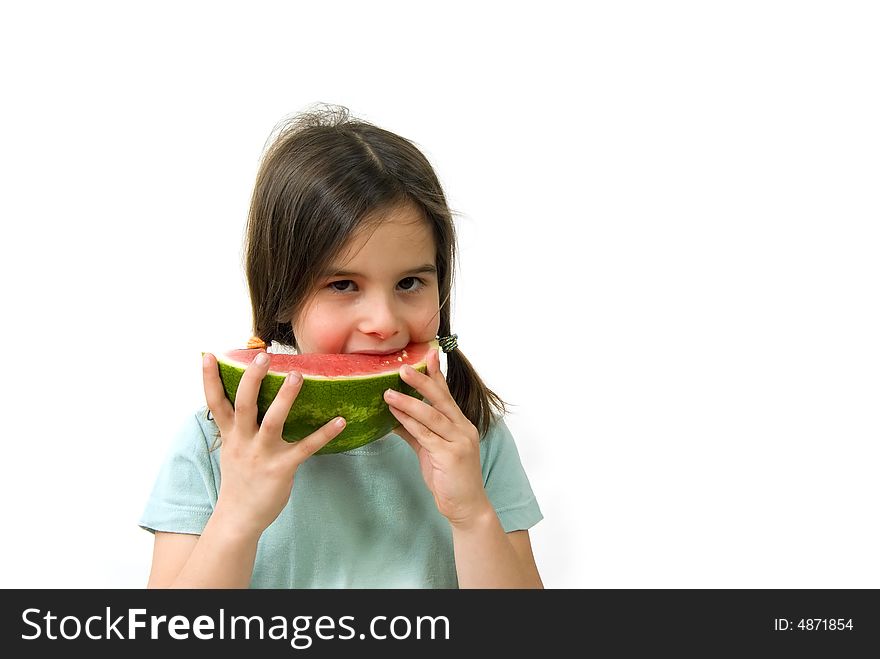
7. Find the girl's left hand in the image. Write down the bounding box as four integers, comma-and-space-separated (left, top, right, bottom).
384, 349, 491, 528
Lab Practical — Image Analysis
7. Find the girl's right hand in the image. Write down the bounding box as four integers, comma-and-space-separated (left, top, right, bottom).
202, 351, 346, 539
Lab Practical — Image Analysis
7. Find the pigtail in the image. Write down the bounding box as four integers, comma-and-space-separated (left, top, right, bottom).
445, 348, 508, 439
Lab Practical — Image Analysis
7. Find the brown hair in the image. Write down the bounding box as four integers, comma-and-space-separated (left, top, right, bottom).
243, 104, 507, 436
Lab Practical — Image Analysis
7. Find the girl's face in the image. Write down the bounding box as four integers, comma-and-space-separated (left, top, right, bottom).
292, 202, 441, 355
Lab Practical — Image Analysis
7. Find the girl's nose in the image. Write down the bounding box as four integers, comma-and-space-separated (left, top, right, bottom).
358, 294, 402, 339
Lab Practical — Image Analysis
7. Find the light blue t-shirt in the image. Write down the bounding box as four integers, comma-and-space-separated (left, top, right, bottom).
140, 406, 542, 588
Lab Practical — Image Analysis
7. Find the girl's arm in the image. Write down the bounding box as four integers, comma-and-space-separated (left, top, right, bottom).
385, 349, 544, 589
146, 353, 345, 588
452, 516, 543, 588
147, 508, 262, 588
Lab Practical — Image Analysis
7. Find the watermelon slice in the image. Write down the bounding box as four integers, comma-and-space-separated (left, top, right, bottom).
211, 339, 438, 454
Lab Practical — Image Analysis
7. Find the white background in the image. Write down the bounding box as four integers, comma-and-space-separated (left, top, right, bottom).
1, 1, 877, 588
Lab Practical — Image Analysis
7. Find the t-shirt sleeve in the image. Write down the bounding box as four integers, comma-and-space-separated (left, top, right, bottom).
480, 416, 543, 532
139, 408, 219, 535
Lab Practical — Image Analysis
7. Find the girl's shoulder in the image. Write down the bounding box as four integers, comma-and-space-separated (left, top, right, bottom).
478, 414, 543, 529
479, 414, 524, 464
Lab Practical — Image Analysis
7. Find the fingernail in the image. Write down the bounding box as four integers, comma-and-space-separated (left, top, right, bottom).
255, 352, 268, 366
335, 417, 346, 428
385, 388, 398, 399
203, 353, 212, 366
287, 371, 301, 384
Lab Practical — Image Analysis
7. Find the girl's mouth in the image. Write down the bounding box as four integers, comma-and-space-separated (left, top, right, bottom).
350, 348, 403, 356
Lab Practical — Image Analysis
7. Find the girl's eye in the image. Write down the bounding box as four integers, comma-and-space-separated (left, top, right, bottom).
398, 277, 424, 292
326, 277, 426, 294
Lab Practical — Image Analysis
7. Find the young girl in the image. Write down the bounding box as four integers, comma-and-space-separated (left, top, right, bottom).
140, 105, 543, 588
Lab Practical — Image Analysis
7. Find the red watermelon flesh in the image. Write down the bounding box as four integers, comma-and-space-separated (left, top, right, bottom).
221, 340, 433, 379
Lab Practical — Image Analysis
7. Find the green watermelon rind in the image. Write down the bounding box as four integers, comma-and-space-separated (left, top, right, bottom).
214, 357, 426, 455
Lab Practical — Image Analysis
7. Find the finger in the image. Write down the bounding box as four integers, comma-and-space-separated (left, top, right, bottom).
258, 370, 303, 439
387, 402, 446, 452
288, 416, 347, 464
385, 384, 456, 440
202, 353, 233, 433
427, 348, 443, 380
399, 356, 463, 422
233, 350, 271, 430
